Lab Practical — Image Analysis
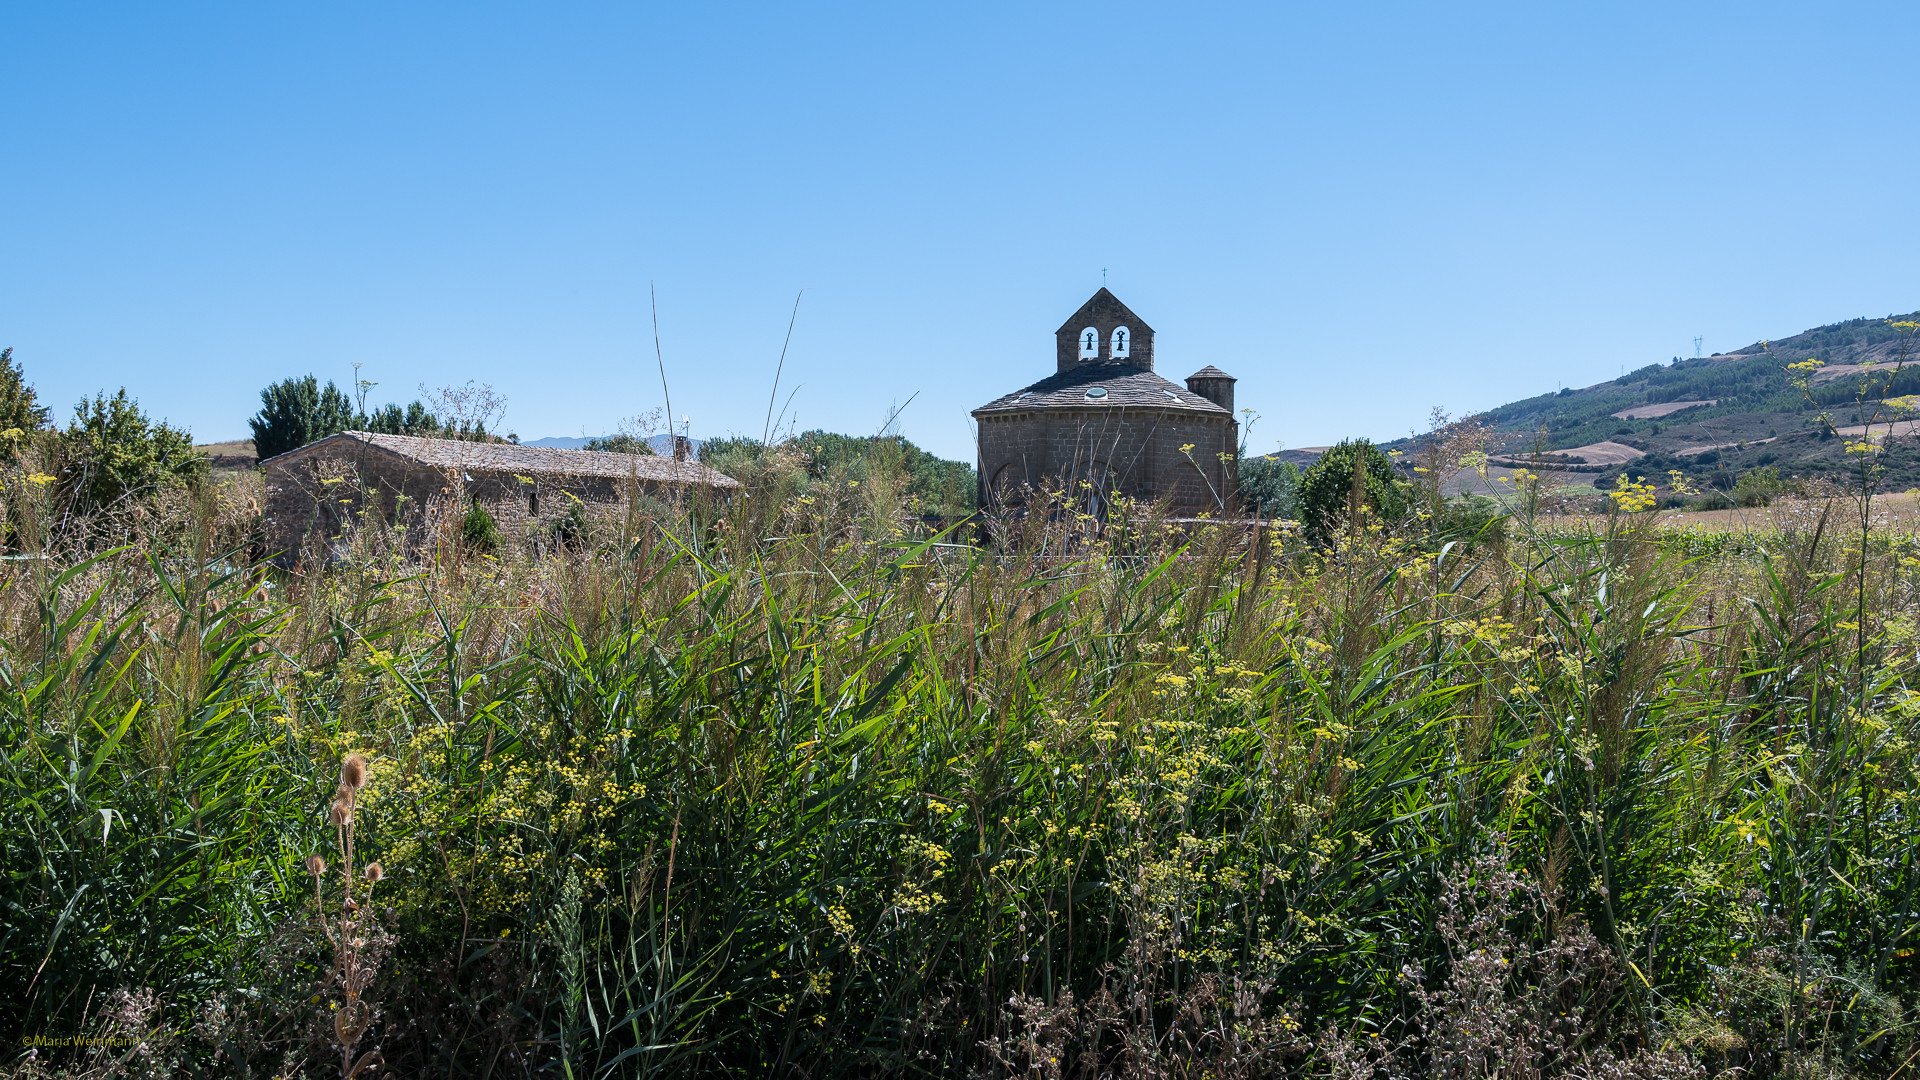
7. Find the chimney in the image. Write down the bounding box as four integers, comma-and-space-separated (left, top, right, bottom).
673, 436, 691, 462
1185, 366, 1236, 413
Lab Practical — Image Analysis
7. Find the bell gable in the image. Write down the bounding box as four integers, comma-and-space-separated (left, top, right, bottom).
1054, 288, 1155, 372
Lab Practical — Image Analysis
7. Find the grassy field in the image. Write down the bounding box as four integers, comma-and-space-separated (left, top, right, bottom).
3, 455, 1919, 1078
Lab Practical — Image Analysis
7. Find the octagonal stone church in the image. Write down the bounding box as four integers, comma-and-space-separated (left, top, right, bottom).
973, 288, 1239, 516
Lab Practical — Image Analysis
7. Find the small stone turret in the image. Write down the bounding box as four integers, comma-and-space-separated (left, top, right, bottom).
1185, 366, 1235, 413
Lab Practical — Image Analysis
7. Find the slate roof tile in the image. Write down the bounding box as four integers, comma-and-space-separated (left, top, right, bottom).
260, 431, 743, 488
972, 363, 1230, 417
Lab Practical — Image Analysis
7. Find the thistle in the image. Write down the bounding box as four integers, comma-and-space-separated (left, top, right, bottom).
310, 754, 389, 1079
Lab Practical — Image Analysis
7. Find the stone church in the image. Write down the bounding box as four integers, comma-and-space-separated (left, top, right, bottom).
973, 289, 1239, 516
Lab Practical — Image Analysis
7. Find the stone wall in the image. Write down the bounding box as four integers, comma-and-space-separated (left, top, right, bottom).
1055, 292, 1157, 373
262, 444, 709, 564
976, 406, 1238, 515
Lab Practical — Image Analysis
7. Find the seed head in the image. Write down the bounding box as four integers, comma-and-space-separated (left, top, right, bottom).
340, 754, 369, 790
306, 854, 326, 877
363, 862, 384, 883
329, 799, 352, 826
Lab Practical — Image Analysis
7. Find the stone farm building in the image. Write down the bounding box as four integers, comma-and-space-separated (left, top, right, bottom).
260, 431, 741, 561
973, 288, 1238, 516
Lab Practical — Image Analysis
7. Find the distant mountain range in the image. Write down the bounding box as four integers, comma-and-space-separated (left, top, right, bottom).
1389, 311, 1920, 490
526, 434, 705, 455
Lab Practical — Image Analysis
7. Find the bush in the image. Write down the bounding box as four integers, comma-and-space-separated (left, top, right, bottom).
548, 492, 592, 549
1434, 494, 1506, 545
1690, 490, 1735, 511
57, 389, 204, 512
794, 430, 974, 512
1238, 455, 1300, 521
585, 433, 655, 455
1296, 438, 1411, 541
1733, 465, 1785, 507
700, 430, 975, 515
460, 500, 501, 553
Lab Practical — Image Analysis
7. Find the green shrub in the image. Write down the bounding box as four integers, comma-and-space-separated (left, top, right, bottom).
699, 430, 976, 515
548, 492, 591, 548
460, 500, 501, 553
57, 389, 204, 511
1690, 489, 1735, 511
1733, 465, 1785, 507
1434, 494, 1506, 545
585, 432, 655, 454
1296, 438, 1411, 541
1238, 455, 1300, 521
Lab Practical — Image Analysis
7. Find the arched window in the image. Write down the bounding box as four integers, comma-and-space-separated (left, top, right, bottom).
1079, 327, 1100, 361
1110, 326, 1131, 360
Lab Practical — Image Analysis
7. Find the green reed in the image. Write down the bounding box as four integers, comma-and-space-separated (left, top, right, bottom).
2, 461, 1918, 1078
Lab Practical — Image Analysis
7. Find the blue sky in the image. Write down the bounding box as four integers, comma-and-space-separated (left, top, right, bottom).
3, 2, 1915, 460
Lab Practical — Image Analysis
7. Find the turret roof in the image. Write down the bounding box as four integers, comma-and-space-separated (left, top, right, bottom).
1186, 365, 1235, 380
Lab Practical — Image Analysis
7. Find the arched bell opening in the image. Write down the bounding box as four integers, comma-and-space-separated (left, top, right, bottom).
1078, 327, 1100, 362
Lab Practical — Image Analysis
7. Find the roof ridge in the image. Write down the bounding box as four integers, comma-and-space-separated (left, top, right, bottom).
259, 430, 741, 486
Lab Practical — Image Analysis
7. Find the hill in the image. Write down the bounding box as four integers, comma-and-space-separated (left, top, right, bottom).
526, 434, 707, 455
1424, 311, 1920, 492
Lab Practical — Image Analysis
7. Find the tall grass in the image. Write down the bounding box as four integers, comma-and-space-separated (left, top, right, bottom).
2, 450, 1918, 1078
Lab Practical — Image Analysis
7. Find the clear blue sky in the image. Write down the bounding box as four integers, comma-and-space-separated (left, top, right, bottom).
3, 2, 1915, 460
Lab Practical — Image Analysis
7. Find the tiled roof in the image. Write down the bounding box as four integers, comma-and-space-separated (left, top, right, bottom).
973, 362, 1230, 417
1187, 365, 1235, 380
261, 431, 742, 488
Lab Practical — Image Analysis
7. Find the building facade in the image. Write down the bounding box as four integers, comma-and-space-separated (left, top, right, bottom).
973, 289, 1239, 516
260, 431, 741, 562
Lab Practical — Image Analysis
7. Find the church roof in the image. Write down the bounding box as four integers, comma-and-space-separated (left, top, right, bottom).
1187, 365, 1235, 381
972, 362, 1230, 417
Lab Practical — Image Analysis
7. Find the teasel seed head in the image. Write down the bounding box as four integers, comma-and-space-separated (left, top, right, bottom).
307, 854, 326, 877
341, 754, 369, 790
363, 862, 384, 883
329, 798, 352, 826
